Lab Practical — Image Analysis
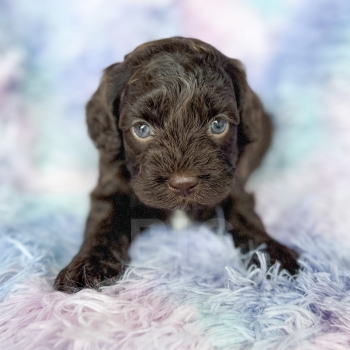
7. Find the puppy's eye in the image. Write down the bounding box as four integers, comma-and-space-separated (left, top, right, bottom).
133, 123, 152, 139
210, 118, 228, 135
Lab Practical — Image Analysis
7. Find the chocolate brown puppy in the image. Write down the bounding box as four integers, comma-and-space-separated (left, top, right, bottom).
54, 37, 298, 293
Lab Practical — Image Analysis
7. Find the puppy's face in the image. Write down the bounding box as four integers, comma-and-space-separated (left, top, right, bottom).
118, 52, 239, 210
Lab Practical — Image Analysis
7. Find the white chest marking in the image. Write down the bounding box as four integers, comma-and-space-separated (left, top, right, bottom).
170, 209, 193, 231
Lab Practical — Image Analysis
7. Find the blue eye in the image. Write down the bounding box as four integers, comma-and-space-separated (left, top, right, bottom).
133, 123, 151, 138
210, 118, 227, 134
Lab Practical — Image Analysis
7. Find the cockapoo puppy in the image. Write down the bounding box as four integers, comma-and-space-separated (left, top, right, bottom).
54, 37, 298, 293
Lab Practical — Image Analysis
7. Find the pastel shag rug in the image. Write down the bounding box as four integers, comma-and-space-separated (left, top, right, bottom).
1, 0, 350, 349
1, 210, 350, 350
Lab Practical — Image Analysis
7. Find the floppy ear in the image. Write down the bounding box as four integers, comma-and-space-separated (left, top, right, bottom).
226, 59, 264, 151
225, 59, 272, 182
86, 63, 131, 157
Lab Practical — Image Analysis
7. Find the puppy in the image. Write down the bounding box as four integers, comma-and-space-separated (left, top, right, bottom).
54, 37, 298, 293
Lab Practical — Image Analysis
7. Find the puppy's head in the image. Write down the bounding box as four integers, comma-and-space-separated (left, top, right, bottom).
86, 37, 263, 210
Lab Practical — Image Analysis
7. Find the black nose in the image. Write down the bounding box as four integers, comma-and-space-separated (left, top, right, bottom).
168, 175, 199, 197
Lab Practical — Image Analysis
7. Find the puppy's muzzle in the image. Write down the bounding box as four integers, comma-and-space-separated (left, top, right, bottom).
168, 174, 199, 197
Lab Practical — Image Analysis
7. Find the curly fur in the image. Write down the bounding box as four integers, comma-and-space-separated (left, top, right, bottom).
54, 37, 298, 293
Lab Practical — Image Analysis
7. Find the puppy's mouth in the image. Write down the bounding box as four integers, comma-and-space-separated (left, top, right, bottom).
132, 173, 233, 211
169, 198, 208, 211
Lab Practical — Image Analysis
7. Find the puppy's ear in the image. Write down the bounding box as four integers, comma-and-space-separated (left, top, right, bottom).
86, 63, 131, 157
226, 59, 264, 152
225, 59, 272, 182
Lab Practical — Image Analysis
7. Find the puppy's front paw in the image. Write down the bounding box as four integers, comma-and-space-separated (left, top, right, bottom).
53, 255, 124, 293
266, 240, 299, 275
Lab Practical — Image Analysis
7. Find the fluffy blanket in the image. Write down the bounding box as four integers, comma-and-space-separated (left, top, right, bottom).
1, 0, 350, 349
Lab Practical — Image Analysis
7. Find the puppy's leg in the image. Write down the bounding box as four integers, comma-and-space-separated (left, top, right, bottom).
54, 193, 132, 293
54, 156, 134, 292
223, 181, 299, 274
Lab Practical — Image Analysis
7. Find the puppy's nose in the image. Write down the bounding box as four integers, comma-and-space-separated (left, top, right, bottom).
168, 175, 199, 197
